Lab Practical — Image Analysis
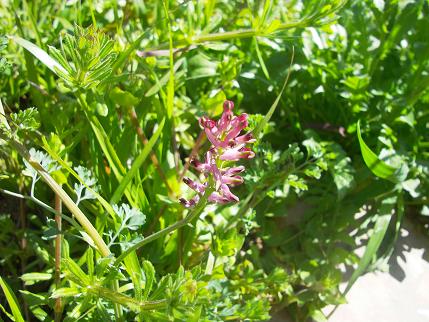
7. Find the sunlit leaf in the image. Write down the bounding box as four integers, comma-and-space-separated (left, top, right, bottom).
356, 121, 401, 183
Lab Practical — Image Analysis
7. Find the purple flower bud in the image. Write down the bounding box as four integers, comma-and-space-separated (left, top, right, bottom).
217, 100, 234, 132
199, 116, 216, 129
223, 100, 234, 111
183, 177, 206, 194
179, 196, 200, 208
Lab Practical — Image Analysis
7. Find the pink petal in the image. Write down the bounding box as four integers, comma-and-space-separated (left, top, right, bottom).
217, 100, 234, 132
221, 175, 243, 185
220, 146, 255, 161
204, 128, 222, 147
234, 132, 256, 144
221, 166, 245, 176
208, 192, 230, 204
179, 195, 200, 208
183, 177, 206, 194
224, 114, 249, 142
219, 183, 239, 202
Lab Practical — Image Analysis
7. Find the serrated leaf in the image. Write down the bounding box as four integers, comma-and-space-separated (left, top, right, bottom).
10, 107, 40, 131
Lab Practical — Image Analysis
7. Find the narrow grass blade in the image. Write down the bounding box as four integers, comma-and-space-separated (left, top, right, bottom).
86, 113, 126, 178
253, 47, 294, 138
110, 118, 165, 204
344, 195, 397, 294
0, 99, 10, 130
41, 136, 117, 220
0, 276, 25, 322
145, 58, 185, 97
10, 35, 67, 75
254, 37, 270, 80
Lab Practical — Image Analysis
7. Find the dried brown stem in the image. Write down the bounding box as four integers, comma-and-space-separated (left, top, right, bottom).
54, 192, 62, 322
18, 191, 29, 321
178, 132, 205, 182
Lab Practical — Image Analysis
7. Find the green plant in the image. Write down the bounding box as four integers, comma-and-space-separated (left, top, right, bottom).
1, 1, 428, 321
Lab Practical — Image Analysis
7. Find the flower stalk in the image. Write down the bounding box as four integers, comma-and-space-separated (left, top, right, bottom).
114, 186, 214, 266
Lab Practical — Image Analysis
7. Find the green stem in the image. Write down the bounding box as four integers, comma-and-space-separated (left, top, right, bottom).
1, 135, 123, 320
114, 188, 213, 266
2, 135, 111, 256
139, 20, 308, 54
34, 159, 111, 256
87, 284, 166, 312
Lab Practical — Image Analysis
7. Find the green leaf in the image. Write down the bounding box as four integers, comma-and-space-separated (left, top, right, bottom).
10, 107, 40, 131
21, 272, 52, 286
10, 35, 68, 75
0, 276, 25, 322
187, 52, 218, 79
109, 87, 139, 107
63, 258, 90, 286
0, 98, 10, 131
254, 38, 270, 80
19, 290, 47, 307
51, 288, 81, 299
142, 261, 155, 300
110, 118, 165, 204
253, 47, 294, 139
356, 121, 401, 183
311, 309, 328, 322
344, 196, 397, 294
86, 247, 94, 278
145, 58, 185, 97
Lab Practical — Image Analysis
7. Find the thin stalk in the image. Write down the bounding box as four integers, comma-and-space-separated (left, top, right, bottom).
36, 166, 111, 256
114, 188, 213, 266
144, 205, 167, 236
0, 136, 110, 253
0, 188, 56, 214
127, 107, 173, 195
54, 192, 62, 322
0, 135, 123, 321
179, 132, 205, 182
139, 20, 308, 55
86, 284, 166, 312
18, 187, 29, 321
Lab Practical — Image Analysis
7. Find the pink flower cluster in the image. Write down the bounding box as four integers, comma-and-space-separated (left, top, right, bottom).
180, 100, 255, 208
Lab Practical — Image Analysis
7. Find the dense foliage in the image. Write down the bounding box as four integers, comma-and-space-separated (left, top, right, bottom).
0, 0, 428, 321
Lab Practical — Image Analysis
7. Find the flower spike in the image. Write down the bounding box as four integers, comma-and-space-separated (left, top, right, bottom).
180, 100, 255, 207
